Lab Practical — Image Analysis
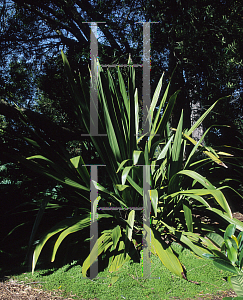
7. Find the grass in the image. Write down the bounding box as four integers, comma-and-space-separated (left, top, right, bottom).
9, 242, 233, 300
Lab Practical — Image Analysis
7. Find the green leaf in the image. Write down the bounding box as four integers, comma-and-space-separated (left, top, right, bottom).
117, 66, 129, 122
204, 150, 228, 168
149, 226, 184, 278
211, 249, 229, 260
133, 150, 143, 165
122, 166, 132, 185
224, 239, 238, 265
108, 240, 131, 273
157, 135, 174, 160
70, 155, 84, 169
202, 253, 216, 259
134, 88, 139, 138
228, 275, 243, 296
239, 248, 243, 269
213, 259, 239, 274
231, 235, 239, 250
206, 232, 224, 248
93, 181, 128, 208
224, 224, 236, 240
238, 232, 243, 249
70, 155, 90, 187
111, 225, 121, 251
182, 129, 228, 169
23, 137, 40, 148
126, 210, 135, 242
149, 89, 179, 152
150, 72, 164, 122
153, 159, 167, 187
51, 216, 91, 262
170, 110, 184, 179
126, 173, 143, 196
101, 83, 122, 161
115, 184, 130, 191
167, 189, 224, 209
183, 193, 210, 208
117, 160, 131, 173
32, 215, 90, 274
82, 231, 113, 277
104, 241, 114, 252
27, 197, 49, 257
26, 155, 90, 192
168, 170, 232, 218
150, 190, 158, 217
27, 155, 52, 163
175, 231, 211, 258
183, 202, 193, 232
150, 83, 169, 139
199, 237, 223, 252
150, 70, 176, 142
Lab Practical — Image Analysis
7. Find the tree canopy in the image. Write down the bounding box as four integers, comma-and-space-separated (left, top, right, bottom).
1, 0, 242, 143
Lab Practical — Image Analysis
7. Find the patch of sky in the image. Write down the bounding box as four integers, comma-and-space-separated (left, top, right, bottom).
230, 89, 243, 103
210, 127, 222, 137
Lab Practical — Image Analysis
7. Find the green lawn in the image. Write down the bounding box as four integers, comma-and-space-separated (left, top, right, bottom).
10, 242, 232, 300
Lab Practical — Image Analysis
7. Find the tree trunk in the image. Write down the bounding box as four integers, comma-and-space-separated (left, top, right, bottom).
0, 99, 85, 143
168, 50, 191, 131
190, 99, 204, 143
186, 73, 204, 144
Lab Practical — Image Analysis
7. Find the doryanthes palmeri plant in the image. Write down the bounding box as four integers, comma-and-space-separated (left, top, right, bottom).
2, 51, 243, 280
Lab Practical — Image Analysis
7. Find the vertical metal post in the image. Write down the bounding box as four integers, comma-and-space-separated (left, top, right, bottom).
143, 22, 151, 136
90, 165, 98, 278
143, 164, 151, 278
82, 21, 106, 137
90, 23, 99, 136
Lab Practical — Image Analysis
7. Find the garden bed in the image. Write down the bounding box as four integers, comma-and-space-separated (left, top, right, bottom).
0, 279, 237, 299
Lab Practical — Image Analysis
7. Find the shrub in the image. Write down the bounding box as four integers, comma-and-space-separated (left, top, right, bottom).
2, 52, 243, 279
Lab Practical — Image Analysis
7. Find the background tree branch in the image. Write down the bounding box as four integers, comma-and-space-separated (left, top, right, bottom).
0, 99, 85, 142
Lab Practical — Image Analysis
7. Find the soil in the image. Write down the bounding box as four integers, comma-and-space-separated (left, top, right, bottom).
0, 278, 238, 299
0, 278, 76, 300
169, 289, 237, 299
1, 212, 243, 300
